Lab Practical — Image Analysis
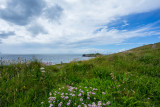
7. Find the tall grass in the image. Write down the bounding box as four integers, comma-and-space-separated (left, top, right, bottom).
0, 42, 160, 106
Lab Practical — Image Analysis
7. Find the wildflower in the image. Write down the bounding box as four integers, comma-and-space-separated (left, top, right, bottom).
87, 92, 91, 95
82, 103, 84, 105
49, 97, 56, 101
53, 101, 55, 103
80, 98, 83, 101
84, 104, 87, 107
59, 88, 61, 90
66, 102, 70, 106
92, 102, 97, 107
49, 104, 53, 107
81, 91, 84, 94
65, 93, 68, 95
49, 92, 52, 96
98, 101, 102, 106
88, 104, 92, 107
78, 105, 81, 107
94, 97, 96, 100
78, 93, 82, 97
26, 63, 29, 67
41, 70, 45, 73
87, 97, 90, 99
117, 85, 120, 88
85, 87, 87, 88
72, 94, 75, 97
102, 92, 105, 95
58, 102, 63, 107
92, 92, 95, 95
65, 96, 69, 99
106, 101, 111, 105
41, 102, 44, 104
61, 93, 64, 96
103, 103, 106, 106
40, 67, 45, 70
74, 103, 76, 105
148, 97, 150, 99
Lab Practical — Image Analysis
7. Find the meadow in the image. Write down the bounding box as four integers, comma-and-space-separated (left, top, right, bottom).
0, 42, 160, 107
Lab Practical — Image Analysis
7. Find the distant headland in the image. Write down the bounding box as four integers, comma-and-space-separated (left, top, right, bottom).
82, 53, 102, 57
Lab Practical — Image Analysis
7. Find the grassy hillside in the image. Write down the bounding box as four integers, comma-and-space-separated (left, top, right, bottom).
0, 42, 160, 106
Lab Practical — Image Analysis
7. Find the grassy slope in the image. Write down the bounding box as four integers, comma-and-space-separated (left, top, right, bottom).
0, 42, 160, 106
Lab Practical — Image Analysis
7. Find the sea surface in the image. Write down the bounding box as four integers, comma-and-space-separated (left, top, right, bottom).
0, 54, 94, 65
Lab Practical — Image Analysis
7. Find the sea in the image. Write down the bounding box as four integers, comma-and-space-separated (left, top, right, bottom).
0, 54, 94, 65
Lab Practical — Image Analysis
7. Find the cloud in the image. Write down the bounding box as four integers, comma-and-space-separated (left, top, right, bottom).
118, 48, 126, 52
0, 0, 46, 25
0, 0, 160, 53
27, 23, 48, 35
0, 31, 15, 39
43, 4, 63, 21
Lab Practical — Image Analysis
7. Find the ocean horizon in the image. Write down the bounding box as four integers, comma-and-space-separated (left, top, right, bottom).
0, 54, 94, 65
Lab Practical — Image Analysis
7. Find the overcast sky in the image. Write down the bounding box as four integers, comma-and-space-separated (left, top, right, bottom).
0, 0, 160, 54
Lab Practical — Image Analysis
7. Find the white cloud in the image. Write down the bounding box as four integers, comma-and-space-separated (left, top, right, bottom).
118, 48, 126, 52
0, 0, 160, 53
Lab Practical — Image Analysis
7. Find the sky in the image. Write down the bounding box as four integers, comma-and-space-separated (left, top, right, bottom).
0, 0, 160, 54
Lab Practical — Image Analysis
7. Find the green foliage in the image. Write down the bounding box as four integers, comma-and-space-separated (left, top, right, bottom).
1, 42, 160, 106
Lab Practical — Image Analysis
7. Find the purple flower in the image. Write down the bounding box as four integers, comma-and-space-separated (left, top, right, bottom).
88, 104, 92, 107
106, 101, 111, 105
66, 102, 70, 106
58, 102, 62, 107
80, 98, 83, 101
92, 92, 95, 95
49, 104, 53, 107
72, 94, 75, 97
65, 96, 69, 99
78, 93, 81, 97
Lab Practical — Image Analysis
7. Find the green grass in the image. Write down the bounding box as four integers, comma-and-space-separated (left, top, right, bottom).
0, 42, 160, 106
